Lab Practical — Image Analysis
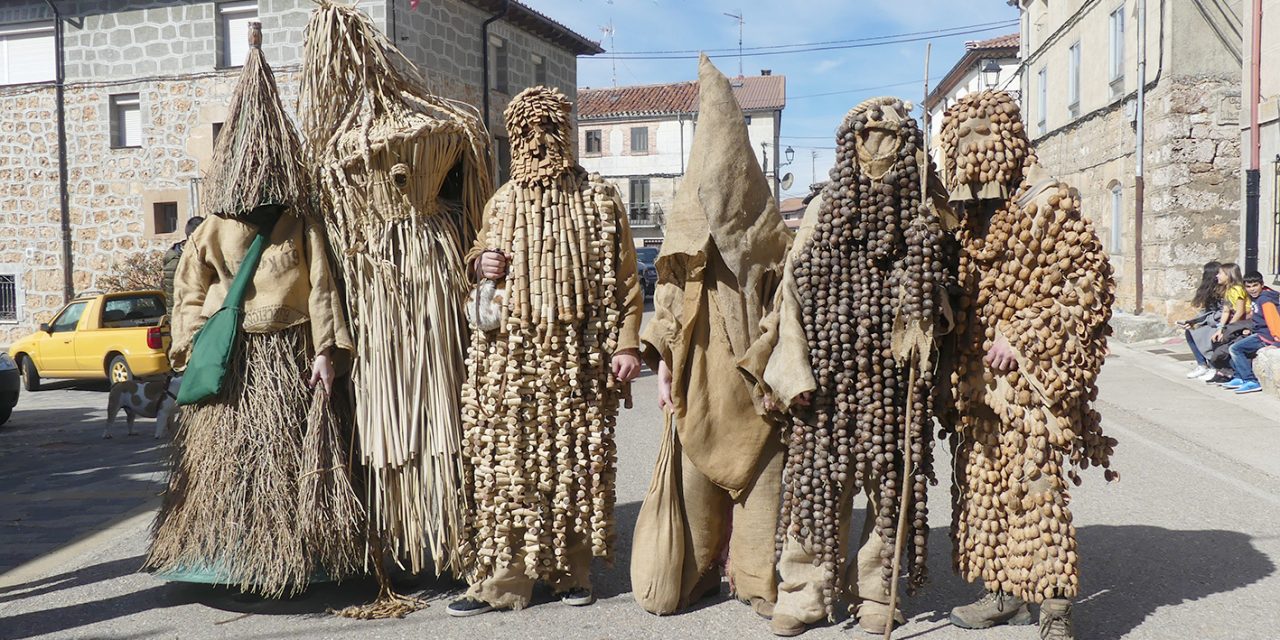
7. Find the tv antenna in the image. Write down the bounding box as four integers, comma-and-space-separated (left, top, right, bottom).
600, 20, 617, 87
723, 10, 743, 77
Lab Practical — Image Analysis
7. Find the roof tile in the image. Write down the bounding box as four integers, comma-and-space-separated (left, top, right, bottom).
578, 74, 785, 119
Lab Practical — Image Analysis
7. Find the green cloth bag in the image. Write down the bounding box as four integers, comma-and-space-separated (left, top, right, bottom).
177, 213, 279, 406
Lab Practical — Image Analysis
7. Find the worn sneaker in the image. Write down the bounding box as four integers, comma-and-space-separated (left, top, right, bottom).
559, 587, 595, 606
1207, 372, 1232, 384
446, 596, 494, 617
1222, 378, 1246, 390
1039, 598, 1075, 640
1186, 365, 1209, 378
1235, 381, 1263, 394
949, 591, 1033, 629
1198, 369, 1219, 381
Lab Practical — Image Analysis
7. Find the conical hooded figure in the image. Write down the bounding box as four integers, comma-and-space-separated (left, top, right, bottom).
740, 96, 949, 633
146, 21, 361, 597
937, 90, 1117, 637
451, 86, 644, 613
632, 54, 790, 617
300, 0, 494, 577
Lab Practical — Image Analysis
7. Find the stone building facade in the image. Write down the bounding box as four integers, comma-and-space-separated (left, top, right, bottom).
1017, 0, 1243, 324
576, 72, 787, 247
0, 0, 597, 346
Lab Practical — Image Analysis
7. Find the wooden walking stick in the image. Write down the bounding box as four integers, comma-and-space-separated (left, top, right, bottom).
883, 42, 932, 640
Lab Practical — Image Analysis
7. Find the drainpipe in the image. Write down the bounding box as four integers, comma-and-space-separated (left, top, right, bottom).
43, 0, 72, 302
1245, 0, 1263, 273
480, 0, 510, 132
1133, 0, 1147, 315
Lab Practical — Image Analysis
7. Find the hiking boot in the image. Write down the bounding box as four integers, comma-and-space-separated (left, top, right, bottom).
748, 596, 774, 620
949, 591, 1033, 629
771, 613, 807, 637
446, 596, 494, 617
559, 587, 595, 606
856, 601, 906, 635
1039, 598, 1074, 640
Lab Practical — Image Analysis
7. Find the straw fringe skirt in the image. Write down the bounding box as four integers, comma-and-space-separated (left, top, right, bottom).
144, 325, 363, 597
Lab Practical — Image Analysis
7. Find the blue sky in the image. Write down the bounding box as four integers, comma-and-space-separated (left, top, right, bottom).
522, 0, 1019, 198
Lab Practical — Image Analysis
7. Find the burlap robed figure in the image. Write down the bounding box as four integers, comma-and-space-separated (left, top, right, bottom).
633, 54, 790, 618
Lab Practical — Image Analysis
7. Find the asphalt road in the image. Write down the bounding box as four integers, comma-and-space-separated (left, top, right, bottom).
1, 340, 1279, 640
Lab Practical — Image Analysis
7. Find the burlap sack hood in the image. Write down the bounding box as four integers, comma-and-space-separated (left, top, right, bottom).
657, 54, 791, 355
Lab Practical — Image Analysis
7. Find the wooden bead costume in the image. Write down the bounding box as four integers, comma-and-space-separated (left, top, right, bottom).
458, 86, 643, 610
938, 90, 1117, 605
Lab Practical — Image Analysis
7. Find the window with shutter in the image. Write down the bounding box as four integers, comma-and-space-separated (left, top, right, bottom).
110, 94, 142, 148
584, 130, 602, 155
219, 1, 258, 68
630, 127, 648, 153
0, 23, 55, 85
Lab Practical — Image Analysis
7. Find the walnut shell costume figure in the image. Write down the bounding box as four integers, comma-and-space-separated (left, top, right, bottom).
300, 1, 493, 578
938, 90, 1117, 603
458, 87, 641, 602
776, 97, 948, 616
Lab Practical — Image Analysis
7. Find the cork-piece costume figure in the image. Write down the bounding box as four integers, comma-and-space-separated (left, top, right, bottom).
145, 22, 362, 597
299, 1, 493, 595
938, 90, 1117, 640
447, 86, 644, 616
742, 97, 949, 637
635, 55, 790, 620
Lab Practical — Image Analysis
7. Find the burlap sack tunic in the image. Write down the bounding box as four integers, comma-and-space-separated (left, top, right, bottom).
633, 55, 790, 613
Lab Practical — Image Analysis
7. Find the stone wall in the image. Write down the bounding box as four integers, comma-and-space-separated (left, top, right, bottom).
0, 0, 582, 345
1031, 75, 1241, 325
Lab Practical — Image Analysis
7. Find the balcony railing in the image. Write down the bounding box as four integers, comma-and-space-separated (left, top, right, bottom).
628, 203, 663, 227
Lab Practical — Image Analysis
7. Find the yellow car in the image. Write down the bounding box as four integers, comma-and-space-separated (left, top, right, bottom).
9, 290, 172, 391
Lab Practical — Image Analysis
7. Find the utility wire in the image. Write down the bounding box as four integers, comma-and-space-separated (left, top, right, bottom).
592, 19, 1018, 56
583, 22, 1017, 60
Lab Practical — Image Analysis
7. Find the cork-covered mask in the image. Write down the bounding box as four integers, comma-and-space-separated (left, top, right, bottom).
504, 86, 575, 184
939, 90, 1033, 203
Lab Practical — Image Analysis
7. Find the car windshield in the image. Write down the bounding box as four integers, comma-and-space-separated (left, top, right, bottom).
101, 294, 166, 328
635, 247, 659, 263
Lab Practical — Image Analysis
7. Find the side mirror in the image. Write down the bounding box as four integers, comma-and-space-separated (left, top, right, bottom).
39, 323, 51, 333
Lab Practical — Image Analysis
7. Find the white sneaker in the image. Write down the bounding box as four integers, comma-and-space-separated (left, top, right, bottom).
1199, 369, 1219, 381
1186, 365, 1208, 379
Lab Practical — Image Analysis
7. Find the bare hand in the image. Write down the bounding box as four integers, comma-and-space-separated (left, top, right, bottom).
309, 350, 335, 393
611, 350, 641, 383
477, 251, 508, 280
657, 359, 673, 412
983, 335, 1018, 374
762, 394, 778, 412
1211, 330, 1223, 343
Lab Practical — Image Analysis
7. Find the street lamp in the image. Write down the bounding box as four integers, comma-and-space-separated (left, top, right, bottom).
785, 145, 795, 165
981, 59, 1002, 90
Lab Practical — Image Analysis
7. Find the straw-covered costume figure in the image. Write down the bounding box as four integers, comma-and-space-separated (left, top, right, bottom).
937, 91, 1117, 640
742, 97, 949, 637
299, 2, 493, 608
446, 86, 643, 616
145, 22, 362, 597
629, 55, 789, 621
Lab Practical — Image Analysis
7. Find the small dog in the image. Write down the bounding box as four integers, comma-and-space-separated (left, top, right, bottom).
104, 375, 181, 439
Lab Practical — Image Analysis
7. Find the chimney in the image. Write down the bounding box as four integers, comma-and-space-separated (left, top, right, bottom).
760, 69, 771, 76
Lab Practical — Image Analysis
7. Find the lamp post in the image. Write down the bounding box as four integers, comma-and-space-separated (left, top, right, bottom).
981, 59, 1001, 90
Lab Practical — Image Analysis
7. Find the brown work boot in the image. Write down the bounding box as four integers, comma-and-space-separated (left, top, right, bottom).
771, 613, 807, 637
1039, 598, 1074, 640
949, 591, 1033, 629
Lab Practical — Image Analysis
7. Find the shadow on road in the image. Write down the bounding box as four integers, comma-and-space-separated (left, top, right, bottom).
895, 524, 1275, 640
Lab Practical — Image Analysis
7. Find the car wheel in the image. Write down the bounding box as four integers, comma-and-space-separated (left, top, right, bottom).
20, 356, 40, 392
108, 355, 134, 385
